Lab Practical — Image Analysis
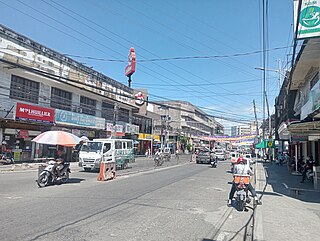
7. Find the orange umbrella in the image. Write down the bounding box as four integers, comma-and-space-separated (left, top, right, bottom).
32, 131, 81, 147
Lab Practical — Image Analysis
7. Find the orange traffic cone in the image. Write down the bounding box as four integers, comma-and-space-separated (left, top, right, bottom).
97, 162, 106, 181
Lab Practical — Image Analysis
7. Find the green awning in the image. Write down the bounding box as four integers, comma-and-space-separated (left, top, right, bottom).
255, 140, 275, 149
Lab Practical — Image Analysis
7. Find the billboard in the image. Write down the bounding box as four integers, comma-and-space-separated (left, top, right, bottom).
294, 0, 320, 39
15, 102, 54, 123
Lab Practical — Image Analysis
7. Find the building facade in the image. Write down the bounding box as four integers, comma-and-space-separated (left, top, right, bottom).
0, 24, 150, 161
275, 38, 320, 188
151, 100, 223, 151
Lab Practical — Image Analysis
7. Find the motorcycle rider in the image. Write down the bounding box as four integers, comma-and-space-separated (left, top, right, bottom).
54, 147, 66, 178
300, 155, 315, 183
227, 156, 261, 206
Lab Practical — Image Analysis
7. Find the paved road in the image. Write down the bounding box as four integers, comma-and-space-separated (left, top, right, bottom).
0, 158, 254, 241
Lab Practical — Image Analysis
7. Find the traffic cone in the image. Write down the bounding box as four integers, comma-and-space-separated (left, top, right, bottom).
97, 162, 106, 181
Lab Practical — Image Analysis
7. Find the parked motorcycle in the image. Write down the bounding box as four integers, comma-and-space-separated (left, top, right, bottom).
234, 174, 251, 211
37, 161, 71, 187
210, 157, 217, 168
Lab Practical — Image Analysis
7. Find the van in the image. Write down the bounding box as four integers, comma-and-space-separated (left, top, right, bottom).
230, 152, 240, 164
79, 138, 135, 171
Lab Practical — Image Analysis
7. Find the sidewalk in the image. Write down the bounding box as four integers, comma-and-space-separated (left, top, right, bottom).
254, 161, 320, 241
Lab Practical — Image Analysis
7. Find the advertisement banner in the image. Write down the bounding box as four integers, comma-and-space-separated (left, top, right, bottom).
55, 109, 105, 129
15, 102, 54, 123
294, 0, 320, 39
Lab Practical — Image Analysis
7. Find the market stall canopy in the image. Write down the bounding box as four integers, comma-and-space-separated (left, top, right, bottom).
255, 140, 275, 149
32, 131, 81, 147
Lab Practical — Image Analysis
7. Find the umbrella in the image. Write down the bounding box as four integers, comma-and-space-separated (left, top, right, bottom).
32, 131, 81, 147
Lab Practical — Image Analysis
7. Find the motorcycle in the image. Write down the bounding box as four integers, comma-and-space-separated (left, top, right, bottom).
210, 157, 217, 168
0, 153, 15, 165
234, 174, 251, 211
37, 160, 71, 187
154, 155, 164, 167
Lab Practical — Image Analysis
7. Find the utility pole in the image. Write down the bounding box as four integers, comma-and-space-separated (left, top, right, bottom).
253, 100, 259, 138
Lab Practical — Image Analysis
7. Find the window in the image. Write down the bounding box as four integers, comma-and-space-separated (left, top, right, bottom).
50, 87, 72, 111
118, 108, 129, 122
115, 141, 122, 149
103, 143, 111, 153
102, 102, 114, 121
80, 96, 96, 116
127, 141, 132, 149
10, 75, 39, 104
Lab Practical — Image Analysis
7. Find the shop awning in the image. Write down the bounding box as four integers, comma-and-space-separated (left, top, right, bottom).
288, 120, 320, 135
255, 140, 275, 149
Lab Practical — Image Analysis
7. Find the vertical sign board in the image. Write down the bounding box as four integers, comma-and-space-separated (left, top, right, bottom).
294, 0, 320, 39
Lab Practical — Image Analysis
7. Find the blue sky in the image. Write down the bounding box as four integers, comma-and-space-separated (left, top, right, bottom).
0, 0, 294, 133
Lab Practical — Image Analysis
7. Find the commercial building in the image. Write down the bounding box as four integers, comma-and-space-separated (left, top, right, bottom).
275, 37, 320, 188
0, 24, 152, 161
151, 100, 223, 151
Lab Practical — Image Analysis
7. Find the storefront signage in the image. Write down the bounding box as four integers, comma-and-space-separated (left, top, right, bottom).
106, 123, 124, 134
125, 124, 140, 134
138, 133, 159, 140
135, 92, 145, 106
15, 102, 54, 123
294, 0, 320, 39
55, 109, 105, 130
125, 47, 136, 77
291, 134, 308, 142
18, 130, 29, 138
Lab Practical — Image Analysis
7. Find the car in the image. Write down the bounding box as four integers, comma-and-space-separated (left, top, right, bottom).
215, 149, 226, 160
196, 150, 214, 164
244, 154, 255, 164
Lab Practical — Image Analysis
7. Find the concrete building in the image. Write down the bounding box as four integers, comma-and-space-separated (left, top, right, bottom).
150, 100, 223, 150
0, 24, 152, 161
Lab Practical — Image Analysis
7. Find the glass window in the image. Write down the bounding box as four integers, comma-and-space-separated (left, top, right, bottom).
103, 143, 111, 153
50, 87, 72, 111
115, 141, 122, 149
10, 75, 39, 104
80, 96, 96, 116
102, 102, 114, 121
127, 141, 132, 149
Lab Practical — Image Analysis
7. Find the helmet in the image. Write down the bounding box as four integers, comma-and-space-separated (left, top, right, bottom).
237, 157, 246, 164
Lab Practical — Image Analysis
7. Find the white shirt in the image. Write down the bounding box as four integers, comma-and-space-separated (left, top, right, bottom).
234, 163, 253, 176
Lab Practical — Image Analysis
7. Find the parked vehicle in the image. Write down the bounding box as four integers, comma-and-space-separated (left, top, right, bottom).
234, 174, 251, 211
79, 139, 135, 171
37, 160, 70, 187
196, 150, 214, 164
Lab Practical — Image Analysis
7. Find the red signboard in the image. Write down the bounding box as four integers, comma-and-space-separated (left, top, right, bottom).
18, 130, 29, 138
15, 102, 55, 123
125, 47, 136, 77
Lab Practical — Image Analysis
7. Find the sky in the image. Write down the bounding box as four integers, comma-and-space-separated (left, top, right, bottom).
0, 0, 294, 134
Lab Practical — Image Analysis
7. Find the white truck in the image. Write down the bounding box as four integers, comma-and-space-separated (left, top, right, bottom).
79, 138, 135, 171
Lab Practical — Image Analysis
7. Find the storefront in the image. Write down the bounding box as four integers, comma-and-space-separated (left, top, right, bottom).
137, 133, 160, 155
1, 102, 54, 162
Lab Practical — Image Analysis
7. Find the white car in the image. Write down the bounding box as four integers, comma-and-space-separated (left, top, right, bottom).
215, 149, 226, 160
244, 154, 254, 164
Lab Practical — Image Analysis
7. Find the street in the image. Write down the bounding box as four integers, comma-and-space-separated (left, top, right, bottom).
0, 157, 254, 241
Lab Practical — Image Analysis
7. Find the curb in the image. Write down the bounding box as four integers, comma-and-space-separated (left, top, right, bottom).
253, 162, 267, 241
